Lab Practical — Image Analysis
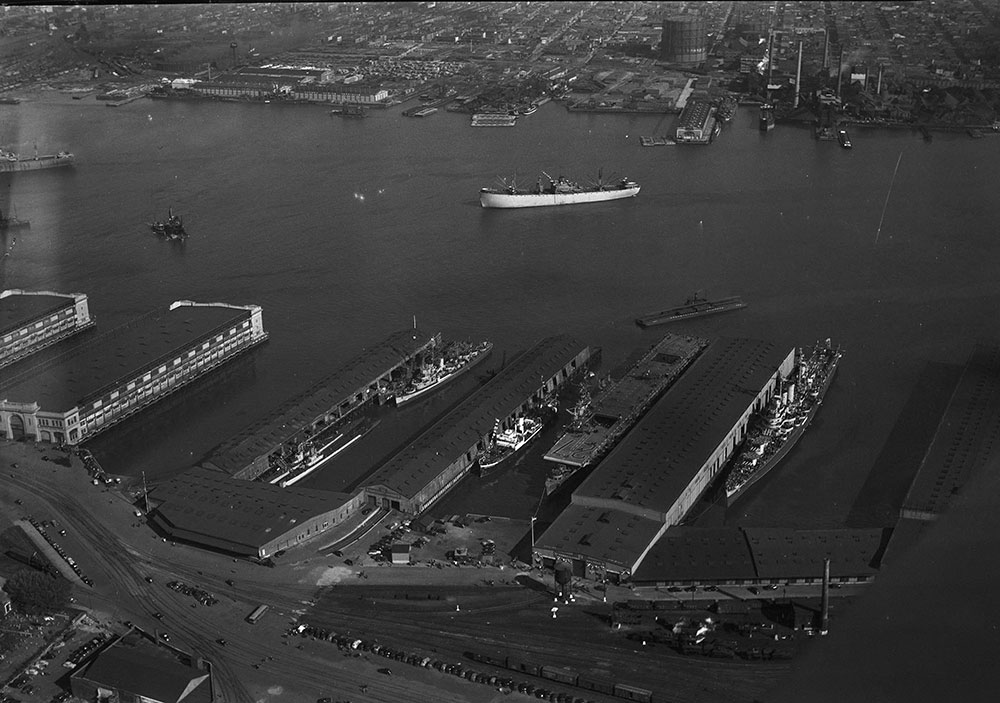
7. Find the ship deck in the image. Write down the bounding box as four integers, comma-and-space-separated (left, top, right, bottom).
543, 332, 708, 467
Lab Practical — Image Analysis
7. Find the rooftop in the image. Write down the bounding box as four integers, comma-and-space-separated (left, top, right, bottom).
202, 328, 436, 476
363, 335, 587, 500
0, 289, 77, 335
574, 338, 791, 516
72, 632, 211, 703
901, 341, 1000, 518
1, 301, 253, 411
535, 503, 666, 573
631, 527, 757, 582
151, 467, 353, 554
745, 528, 884, 580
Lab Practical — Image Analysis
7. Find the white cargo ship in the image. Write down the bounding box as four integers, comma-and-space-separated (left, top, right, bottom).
480, 174, 639, 209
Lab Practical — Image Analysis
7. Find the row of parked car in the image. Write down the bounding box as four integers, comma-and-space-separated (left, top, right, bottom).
289, 624, 598, 702
25, 515, 93, 586
61, 634, 108, 670
166, 581, 218, 606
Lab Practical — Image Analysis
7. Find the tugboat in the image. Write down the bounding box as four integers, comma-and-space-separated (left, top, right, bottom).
149, 208, 186, 239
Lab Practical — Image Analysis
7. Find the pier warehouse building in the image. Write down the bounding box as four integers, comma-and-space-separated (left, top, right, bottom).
1, 289, 94, 369
149, 467, 361, 558
534, 338, 794, 582
363, 336, 592, 515
201, 328, 439, 480
0, 301, 266, 444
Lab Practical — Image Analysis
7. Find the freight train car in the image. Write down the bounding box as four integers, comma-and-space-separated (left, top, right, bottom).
614, 683, 654, 702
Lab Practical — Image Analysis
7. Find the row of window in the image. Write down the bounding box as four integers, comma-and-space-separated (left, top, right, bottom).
1, 314, 76, 348
78, 327, 254, 436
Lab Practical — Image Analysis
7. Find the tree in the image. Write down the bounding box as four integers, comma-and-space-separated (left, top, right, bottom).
3, 569, 71, 615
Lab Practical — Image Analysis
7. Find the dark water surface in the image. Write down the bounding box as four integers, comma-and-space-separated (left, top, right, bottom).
3, 96, 999, 530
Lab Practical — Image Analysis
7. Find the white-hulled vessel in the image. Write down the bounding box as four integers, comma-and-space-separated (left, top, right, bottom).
480, 173, 640, 209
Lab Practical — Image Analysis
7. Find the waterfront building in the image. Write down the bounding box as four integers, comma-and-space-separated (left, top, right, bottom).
149, 467, 360, 558
202, 328, 438, 480
629, 527, 883, 590
0, 300, 266, 445
675, 99, 716, 143
534, 338, 794, 583
363, 335, 592, 515
0, 289, 94, 370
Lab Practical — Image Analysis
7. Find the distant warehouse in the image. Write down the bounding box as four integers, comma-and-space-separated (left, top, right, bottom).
0, 300, 266, 445
0, 289, 94, 369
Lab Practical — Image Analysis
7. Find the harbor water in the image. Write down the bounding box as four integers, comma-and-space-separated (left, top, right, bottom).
2, 95, 999, 531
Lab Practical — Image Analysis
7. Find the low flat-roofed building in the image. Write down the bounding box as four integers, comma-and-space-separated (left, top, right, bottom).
536, 338, 794, 581
746, 527, 882, 584
202, 328, 437, 479
631, 527, 758, 585
0, 300, 266, 445
630, 527, 884, 588
149, 467, 360, 558
70, 631, 212, 703
0, 289, 94, 369
364, 335, 591, 515
901, 341, 1000, 521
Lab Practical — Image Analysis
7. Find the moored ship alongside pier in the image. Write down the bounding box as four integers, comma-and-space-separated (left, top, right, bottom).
723, 339, 843, 505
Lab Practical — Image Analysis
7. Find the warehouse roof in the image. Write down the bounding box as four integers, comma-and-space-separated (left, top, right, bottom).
73, 632, 211, 703
575, 338, 791, 515
632, 527, 757, 582
202, 328, 436, 476
901, 341, 1000, 518
364, 335, 588, 500
1, 301, 253, 411
746, 528, 884, 580
534, 504, 665, 573
0, 289, 76, 335
150, 467, 353, 555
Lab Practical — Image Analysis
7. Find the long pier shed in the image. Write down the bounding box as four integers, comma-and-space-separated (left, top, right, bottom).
363, 335, 592, 515
201, 328, 438, 480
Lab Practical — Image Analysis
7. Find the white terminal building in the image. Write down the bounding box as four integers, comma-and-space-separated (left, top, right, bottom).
0, 289, 94, 369
0, 300, 266, 444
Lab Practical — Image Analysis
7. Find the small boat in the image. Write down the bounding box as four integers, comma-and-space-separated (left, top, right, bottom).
635, 294, 745, 328
149, 207, 186, 239
838, 129, 852, 149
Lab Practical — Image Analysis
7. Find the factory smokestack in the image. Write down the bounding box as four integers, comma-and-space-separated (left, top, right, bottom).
820, 558, 831, 635
877, 63, 884, 95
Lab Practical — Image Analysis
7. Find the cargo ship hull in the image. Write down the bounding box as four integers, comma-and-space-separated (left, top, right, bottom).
724, 343, 842, 506
1, 154, 75, 173
480, 186, 639, 209
394, 342, 492, 406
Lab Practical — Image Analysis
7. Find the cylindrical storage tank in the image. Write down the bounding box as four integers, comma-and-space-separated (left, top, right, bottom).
660, 15, 707, 65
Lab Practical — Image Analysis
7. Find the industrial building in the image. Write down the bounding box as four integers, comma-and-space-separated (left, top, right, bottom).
70, 631, 212, 703
630, 527, 884, 589
202, 328, 438, 480
149, 467, 360, 558
0, 300, 266, 445
363, 335, 592, 515
534, 338, 794, 582
675, 99, 716, 143
0, 289, 94, 369
660, 15, 707, 65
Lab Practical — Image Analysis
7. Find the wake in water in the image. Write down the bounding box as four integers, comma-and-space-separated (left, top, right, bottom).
875, 151, 903, 244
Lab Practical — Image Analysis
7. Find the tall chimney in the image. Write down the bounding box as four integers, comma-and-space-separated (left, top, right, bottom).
836, 48, 844, 98
820, 558, 831, 635
877, 64, 884, 95
794, 40, 803, 108
823, 30, 829, 70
